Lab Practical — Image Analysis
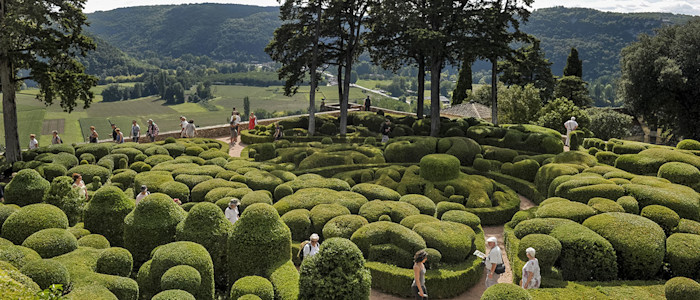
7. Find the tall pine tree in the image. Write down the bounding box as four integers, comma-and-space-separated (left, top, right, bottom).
452, 57, 474, 105
563, 47, 583, 78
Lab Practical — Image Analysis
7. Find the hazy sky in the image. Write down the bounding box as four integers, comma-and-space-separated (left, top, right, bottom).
84, 0, 700, 16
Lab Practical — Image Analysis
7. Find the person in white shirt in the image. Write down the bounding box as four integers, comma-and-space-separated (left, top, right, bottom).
521, 247, 541, 289
185, 120, 196, 138
180, 116, 188, 138
131, 120, 141, 143
135, 185, 150, 205
28, 134, 39, 150
564, 116, 579, 147
225, 199, 240, 225
302, 233, 320, 259
484, 236, 503, 288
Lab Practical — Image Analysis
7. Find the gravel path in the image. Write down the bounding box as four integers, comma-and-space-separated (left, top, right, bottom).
216, 137, 247, 158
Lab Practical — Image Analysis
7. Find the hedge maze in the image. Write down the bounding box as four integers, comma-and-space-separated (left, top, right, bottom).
1, 112, 699, 299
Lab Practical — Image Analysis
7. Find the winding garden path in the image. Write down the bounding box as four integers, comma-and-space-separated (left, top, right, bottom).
218, 136, 539, 299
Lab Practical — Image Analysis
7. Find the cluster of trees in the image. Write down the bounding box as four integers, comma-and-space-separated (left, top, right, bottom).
101, 83, 157, 102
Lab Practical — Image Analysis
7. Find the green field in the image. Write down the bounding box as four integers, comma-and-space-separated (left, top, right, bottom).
0, 84, 387, 147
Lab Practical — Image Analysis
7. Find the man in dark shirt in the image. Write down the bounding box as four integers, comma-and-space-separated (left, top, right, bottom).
364, 96, 371, 111
380, 118, 391, 143
111, 123, 118, 142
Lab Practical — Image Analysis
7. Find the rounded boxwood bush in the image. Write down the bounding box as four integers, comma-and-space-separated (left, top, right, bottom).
481, 283, 532, 300
144, 145, 169, 156
229, 276, 274, 300
191, 179, 246, 202
152, 290, 196, 300
144, 154, 174, 167
38, 163, 67, 182
441, 210, 481, 230
161, 265, 202, 296
322, 215, 369, 240
658, 162, 700, 187
84, 186, 135, 247
677, 139, 700, 150
175, 174, 213, 190
399, 194, 436, 216
96, 247, 133, 277
129, 161, 152, 173
21, 228, 77, 258
243, 170, 283, 193
66, 164, 111, 184
358, 200, 420, 223
228, 203, 292, 283
0, 245, 41, 269
281, 209, 311, 242
19, 259, 70, 290
420, 154, 461, 182
399, 215, 440, 229
77, 234, 110, 249
535, 200, 596, 223
110, 169, 137, 190
163, 143, 187, 157
185, 146, 205, 156
641, 205, 680, 235
310, 204, 351, 238
517, 234, 561, 271
240, 191, 273, 213
665, 277, 700, 300
3, 169, 50, 206
350, 183, 401, 201
666, 233, 700, 279
0, 204, 20, 230
616, 196, 639, 214
1, 204, 68, 245
587, 197, 625, 214
413, 221, 475, 263
299, 238, 371, 300
435, 201, 466, 219
583, 212, 666, 279
350, 221, 426, 267
140, 241, 215, 300
160, 181, 190, 202
124, 193, 187, 266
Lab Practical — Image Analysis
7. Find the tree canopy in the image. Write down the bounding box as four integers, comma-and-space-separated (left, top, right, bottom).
499, 37, 555, 100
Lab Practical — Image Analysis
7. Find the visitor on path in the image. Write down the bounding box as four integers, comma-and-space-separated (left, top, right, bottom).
225, 199, 240, 225
248, 113, 257, 130
320, 98, 326, 110
51, 130, 63, 145
131, 120, 140, 143
173, 198, 182, 206
380, 119, 392, 143
147, 119, 159, 142
230, 112, 241, 145
300, 234, 320, 261
28, 134, 39, 150
115, 128, 124, 144
89, 126, 99, 143
185, 120, 196, 138
273, 122, 282, 141
111, 123, 118, 142
180, 116, 188, 138
135, 185, 150, 205
72, 173, 88, 200
485, 236, 504, 288
364, 96, 371, 111
564, 117, 579, 147
521, 247, 541, 290
412, 249, 428, 300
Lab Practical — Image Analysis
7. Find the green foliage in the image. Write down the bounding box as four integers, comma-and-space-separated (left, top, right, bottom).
358, 200, 420, 223
1, 204, 68, 245
0, 245, 42, 270
583, 212, 665, 279
350, 183, 401, 201
322, 215, 369, 240
310, 204, 350, 239
281, 209, 311, 242
399, 194, 436, 216
517, 234, 561, 271
350, 221, 426, 267
441, 210, 481, 230
587, 197, 625, 214
665, 277, 700, 300
498, 84, 545, 124
161, 265, 202, 296
77, 234, 110, 249
21, 228, 77, 258
399, 215, 440, 230
20, 260, 70, 290
139, 241, 215, 300
273, 187, 364, 215
641, 205, 680, 235
666, 234, 700, 279
96, 247, 133, 278
152, 290, 196, 300
230, 276, 274, 300
414, 221, 475, 263
66, 165, 111, 185
191, 178, 246, 202
481, 283, 532, 300
436, 137, 482, 166
43, 176, 84, 226
658, 162, 700, 188
84, 186, 134, 247
624, 182, 700, 221
3, 169, 50, 206
384, 138, 437, 163
501, 159, 540, 182
129, 161, 151, 173
419, 154, 461, 182
585, 108, 633, 140
677, 139, 700, 151
299, 238, 371, 300
536, 97, 590, 134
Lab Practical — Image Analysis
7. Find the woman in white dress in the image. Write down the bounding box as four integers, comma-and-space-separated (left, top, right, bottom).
521, 247, 541, 289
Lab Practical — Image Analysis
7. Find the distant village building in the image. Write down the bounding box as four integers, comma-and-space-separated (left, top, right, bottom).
427, 95, 451, 107
441, 100, 492, 122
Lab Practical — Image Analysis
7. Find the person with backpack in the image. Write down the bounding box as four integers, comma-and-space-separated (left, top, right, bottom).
147, 119, 159, 142
51, 130, 63, 144
299, 233, 320, 261
484, 236, 504, 288
229, 112, 241, 145
225, 199, 240, 225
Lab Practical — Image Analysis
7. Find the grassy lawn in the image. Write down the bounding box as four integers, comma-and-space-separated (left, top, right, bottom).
529, 281, 666, 300
355, 79, 393, 89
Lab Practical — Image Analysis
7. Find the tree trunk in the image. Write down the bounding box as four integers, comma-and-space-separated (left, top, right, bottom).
430, 57, 441, 137
340, 53, 353, 136
1, 55, 21, 162
417, 55, 425, 119
337, 65, 343, 109
308, 1, 321, 136
491, 58, 498, 125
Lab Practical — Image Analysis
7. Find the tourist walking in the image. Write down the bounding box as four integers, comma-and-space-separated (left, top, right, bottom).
28, 134, 39, 150
225, 199, 240, 225
229, 112, 241, 145
248, 113, 257, 130
273, 122, 282, 141
111, 123, 118, 142
564, 116, 578, 147
484, 236, 504, 288
180, 116, 188, 138
115, 128, 124, 144
131, 120, 140, 143
521, 247, 541, 290
364, 96, 371, 111
185, 120, 196, 138
147, 119, 159, 142
135, 185, 150, 205
380, 119, 392, 143
89, 126, 99, 143
51, 130, 63, 144
300, 234, 321, 261
72, 173, 88, 200
412, 250, 428, 300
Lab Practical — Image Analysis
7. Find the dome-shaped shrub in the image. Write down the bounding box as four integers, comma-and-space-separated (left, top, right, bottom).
175, 174, 213, 190
536, 200, 596, 223
322, 215, 369, 240
310, 204, 350, 238
358, 200, 420, 223
229, 276, 274, 300
399, 194, 436, 216
144, 146, 169, 156
658, 162, 700, 187
66, 164, 111, 184
0, 245, 41, 269
616, 196, 639, 214
240, 191, 273, 212
281, 209, 311, 242
350, 183, 401, 201
129, 161, 152, 172
161, 265, 202, 296
21, 228, 77, 258
191, 178, 246, 202
480, 283, 532, 300
185, 146, 205, 156
77, 234, 110, 249
152, 289, 196, 300
641, 205, 680, 235
38, 163, 67, 182
413, 221, 475, 263
350, 221, 426, 267
1, 204, 68, 244
124, 193, 186, 265
676, 139, 700, 151
299, 238, 371, 300
517, 234, 562, 272
665, 276, 700, 300
587, 197, 625, 214
666, 233, 700, 279
96, 247, 133, 277
0, 204, 20, 231
399, 215, 439, 230
84, 186, 135, 247
19, 259, 70, 290
583, 212, 666, 279
420, 154, 461, 181
139, 241, 214, 300
3, 169, 50, 206
441, 210, 481, 230
160, 181, 190, 202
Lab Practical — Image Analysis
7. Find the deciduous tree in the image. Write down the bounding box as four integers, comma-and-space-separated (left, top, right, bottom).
499, 36, 555, 100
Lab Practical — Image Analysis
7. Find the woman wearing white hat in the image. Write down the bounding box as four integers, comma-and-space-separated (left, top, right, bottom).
484, 236, 503, 288
521, 247, 541, 289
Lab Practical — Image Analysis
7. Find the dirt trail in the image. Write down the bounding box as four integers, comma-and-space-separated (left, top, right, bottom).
216, 137, 247, 157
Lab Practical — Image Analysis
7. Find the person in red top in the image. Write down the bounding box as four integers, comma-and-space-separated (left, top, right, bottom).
248, 113, 257, 130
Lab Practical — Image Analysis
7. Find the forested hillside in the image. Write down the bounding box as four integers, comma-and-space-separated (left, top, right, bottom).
83, 4, 696, 82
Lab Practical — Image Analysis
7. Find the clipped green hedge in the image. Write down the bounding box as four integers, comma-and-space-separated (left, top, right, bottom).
21, 228, 77, 258
414, 221, 475, 263
84, 186, 135, 247
0, 245, 42, 270
3, 169, 50, 206
1, 203, 68, 245
441, 210, 481, 230
536, 200, 596, 223
299, 238, 371, 300
273, 188, 366, 216
420, 154, 461, 181
191, 178, 247, 202
67, 164, 111, 184
666, 233, 700, 279
677, 139, 700, 150
658, 162, 700, 187
152, 290, 196, 300
624, 183, 700, 221
19, 259, 70, 290
665, 276, 700, 300
139, 241, 215, 300
350, 183, 401, 201
322, 215, 368, 240
230, 275, 274, 300
358, 200, 420, 223
161, 265, 202, 296
309, 204, 350, 239
641, 205, 680, 235
517, 234, 561, 272
399, 194, 436, 216
350, 221, 426, 267
96, 247, 133, 278
481, 283, 532, 300
616, 196, 639, 214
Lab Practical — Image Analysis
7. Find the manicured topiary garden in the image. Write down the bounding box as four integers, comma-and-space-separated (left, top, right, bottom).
1, 118, 699, 299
